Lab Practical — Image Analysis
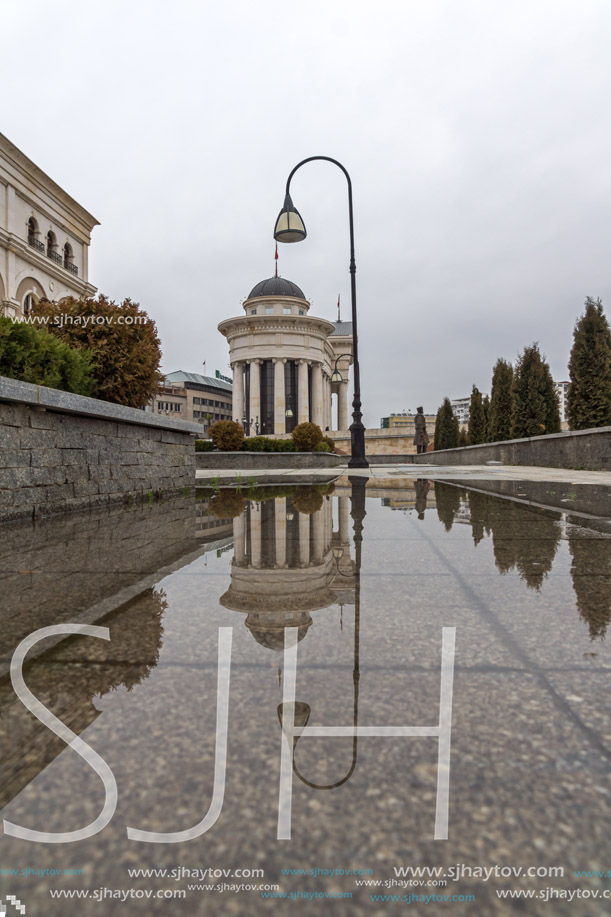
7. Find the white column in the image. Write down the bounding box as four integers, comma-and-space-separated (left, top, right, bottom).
232, 362, 244, 424
250, 502, 262, 568
233, 513, 245, 565
312, 363, 323, 428
339, 496, 350, 544
326, 375, 332, 430
249, 360, 260, 431
338, 381, 349, 431
274, 358, 286, 435
312, 507, 324, 564
275, 497, 286, 567
299, 513, 310, 566
298, 360, 309, 424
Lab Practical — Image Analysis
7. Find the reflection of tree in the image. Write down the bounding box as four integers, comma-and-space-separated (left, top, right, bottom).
292, 487, 323, 515
568, 529, 611, 639
466, 489, 492, 546
44, 587, 167, 696
435, 483, 463, 532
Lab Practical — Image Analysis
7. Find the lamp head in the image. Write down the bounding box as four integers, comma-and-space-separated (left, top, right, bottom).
285, 406, 294, 418
331, 368, 343, 384
274, 193, 307, 243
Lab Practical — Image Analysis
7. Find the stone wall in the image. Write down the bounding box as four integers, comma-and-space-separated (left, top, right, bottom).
0, 375, 200, 520
411, 426, 611, 471
196, 451, 344, 470
332, 428, 420, 456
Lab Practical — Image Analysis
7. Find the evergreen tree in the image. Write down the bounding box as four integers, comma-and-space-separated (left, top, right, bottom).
567, 297, 611, 430
482, 394, 490, 441
468, 385, 486, 445
511, 343, 561, 438
488, 358, 514, 441
434, 397, 459, 450
458, 428, 469, 447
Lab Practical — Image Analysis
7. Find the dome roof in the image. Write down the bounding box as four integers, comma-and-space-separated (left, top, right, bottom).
247, 276, 306, 300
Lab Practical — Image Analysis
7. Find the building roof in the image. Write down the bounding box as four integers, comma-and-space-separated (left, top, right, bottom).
331, 320, 353, 336
247, 276, 306, 300
166, 371, 232, 391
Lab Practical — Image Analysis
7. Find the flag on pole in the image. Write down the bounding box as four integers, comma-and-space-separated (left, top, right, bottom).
337, 294, 340, 321
274, 242, 279, 277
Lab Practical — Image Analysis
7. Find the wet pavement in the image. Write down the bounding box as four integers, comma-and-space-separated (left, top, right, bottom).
0, 477, 610, 915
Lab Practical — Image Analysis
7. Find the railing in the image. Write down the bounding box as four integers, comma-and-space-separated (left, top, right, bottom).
64, 261, 78, 276
47, 250, 63, 265
28, 236, 45, 253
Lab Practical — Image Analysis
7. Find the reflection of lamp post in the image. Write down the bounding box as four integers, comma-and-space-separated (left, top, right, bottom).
273, 157, 369, 469
277, 476, 366, 789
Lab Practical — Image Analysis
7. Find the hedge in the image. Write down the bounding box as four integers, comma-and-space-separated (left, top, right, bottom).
0, 316, 95, 395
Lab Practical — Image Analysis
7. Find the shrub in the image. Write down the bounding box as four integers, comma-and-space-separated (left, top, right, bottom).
208, 420, 244, 451
0, 316, 95, 395
195, 439, 215, 452
207, 489, 245, 518
291, 422, 323, 451
315, 442, 331, 452
292, 486, 324, 514
34, 295, 163, 408
323, 434, 335, 451
241, 436, 295, 452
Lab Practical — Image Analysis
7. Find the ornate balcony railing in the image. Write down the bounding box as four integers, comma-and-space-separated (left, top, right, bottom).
64, 261, 78, 276
28, 236, 45, 253
47, 250, 63, 265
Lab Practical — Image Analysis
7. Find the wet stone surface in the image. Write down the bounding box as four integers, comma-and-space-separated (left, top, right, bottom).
0, 479, 610, 915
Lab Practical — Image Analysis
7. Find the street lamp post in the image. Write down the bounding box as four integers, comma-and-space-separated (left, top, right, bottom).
273, 157, 369, 469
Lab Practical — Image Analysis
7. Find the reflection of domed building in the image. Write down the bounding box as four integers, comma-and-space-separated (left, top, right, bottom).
220, 495, 355, 650
218, 276, 353, 435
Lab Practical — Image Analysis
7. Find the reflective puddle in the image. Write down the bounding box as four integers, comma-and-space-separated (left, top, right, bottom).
0, 478, 610, 914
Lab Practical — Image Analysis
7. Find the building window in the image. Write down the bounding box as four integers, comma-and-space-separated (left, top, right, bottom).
265, 306, 274, 314
251, 309, 257, 315
283, 306, 291, 314
27, 217, 44, 252
23, 294, 35, 317
299, 309, 304, 315
63, 242, 77, 275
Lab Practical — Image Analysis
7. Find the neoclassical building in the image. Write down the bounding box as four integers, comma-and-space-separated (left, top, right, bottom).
218, 275, 353, 435
0, 133, 98, 318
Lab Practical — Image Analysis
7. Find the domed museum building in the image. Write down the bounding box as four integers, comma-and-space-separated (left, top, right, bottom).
218, 275, 353, 436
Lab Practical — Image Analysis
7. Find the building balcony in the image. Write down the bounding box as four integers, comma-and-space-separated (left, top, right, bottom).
28, 235, 45, 253
64, 261, 78, 276
47, 249, 63, 266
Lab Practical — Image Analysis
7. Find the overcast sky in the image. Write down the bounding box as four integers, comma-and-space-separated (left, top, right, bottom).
4, 0, 611, 423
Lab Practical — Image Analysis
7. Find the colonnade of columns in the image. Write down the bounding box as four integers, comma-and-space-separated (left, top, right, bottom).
232, 496, 350, 570
231, 359, 349, 434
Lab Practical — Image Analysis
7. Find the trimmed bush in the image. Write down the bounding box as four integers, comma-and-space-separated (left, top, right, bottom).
208, 420, 244, 451
207, 490, 245, 518
241, 437, 295, 452
0, 316, 95, 395
322, 434, 335, 451
291, 422, 323, 452
315, 442, 331, 452
195, 439, 215, 452
292, 486, 324, 515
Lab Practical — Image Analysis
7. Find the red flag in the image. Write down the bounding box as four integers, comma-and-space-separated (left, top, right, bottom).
274, 242, 278, 277
337, 294, 340, 321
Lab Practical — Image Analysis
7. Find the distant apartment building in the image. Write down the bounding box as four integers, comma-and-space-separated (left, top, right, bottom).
555, 380, 570, 426
380, 412, 437, 436
451, 397, 471, 430
147, 370, 233, 433
0, 133, 98, 318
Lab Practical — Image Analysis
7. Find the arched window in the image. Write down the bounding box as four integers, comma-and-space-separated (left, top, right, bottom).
63, 242, 77, 275
27, 217, 43, 251
23, 293, 36, 317
46, 230, 60, 263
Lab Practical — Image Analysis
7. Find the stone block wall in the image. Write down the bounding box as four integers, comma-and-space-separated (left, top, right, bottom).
0, 376, 200, 520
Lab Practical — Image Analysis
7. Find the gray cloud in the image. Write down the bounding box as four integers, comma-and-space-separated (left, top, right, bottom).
5, 0, 611, 422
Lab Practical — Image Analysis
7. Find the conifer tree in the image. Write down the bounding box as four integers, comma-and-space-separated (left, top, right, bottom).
488, 358, 514, 441
567, 297, 611, 430
511, 343, 560, 438
482, 394, 490, 441
434, 397, 459, 450
468, 385, 486, 445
